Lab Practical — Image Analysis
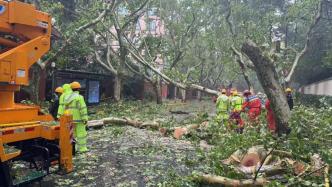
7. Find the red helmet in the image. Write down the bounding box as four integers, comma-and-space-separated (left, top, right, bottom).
243, 90, 251, 96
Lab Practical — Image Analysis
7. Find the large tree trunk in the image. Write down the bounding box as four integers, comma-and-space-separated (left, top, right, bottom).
21, 64, 41, 103
197, 90, 202, 101
242, 40, 291, 135
88, 117, 160, 129
174, 86, 178, 99
180, 89, 186, 102
153, 78, 163, 105
113, 75, 121, 102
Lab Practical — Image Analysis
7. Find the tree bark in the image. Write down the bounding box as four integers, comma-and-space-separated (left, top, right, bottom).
113, 75, 121, 102
88, 117, 160, 129
159, 121, 209, 139
180, 89, 186, 102
153, 78, 163, 105
198, 174, 268, 187
197, 91, 202, 101
231, 46, 254, 90
242, 40, 291, 135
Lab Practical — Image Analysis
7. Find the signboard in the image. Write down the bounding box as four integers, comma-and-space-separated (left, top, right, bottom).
88, 80, 100, 104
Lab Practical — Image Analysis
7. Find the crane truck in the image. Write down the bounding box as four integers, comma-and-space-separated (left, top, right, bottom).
0, 1, 73, 186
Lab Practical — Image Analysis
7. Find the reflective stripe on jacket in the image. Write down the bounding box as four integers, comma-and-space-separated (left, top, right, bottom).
242, 95, 262, 111
64, 91, 88, 122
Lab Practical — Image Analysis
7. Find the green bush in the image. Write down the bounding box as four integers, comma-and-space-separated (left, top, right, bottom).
295, 93, 332, 108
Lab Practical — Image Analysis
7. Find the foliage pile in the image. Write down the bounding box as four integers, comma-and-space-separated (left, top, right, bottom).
88, 100, 167, 121
161, 104, 332, 186
41, 100, 331, 186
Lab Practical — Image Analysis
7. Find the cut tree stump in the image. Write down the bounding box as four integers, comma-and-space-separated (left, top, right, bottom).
241, 146, 267, 167
198, 174, 268, 187
159, 121, 209, 139
310, 154, 325, 176
88, 117, 160, 129
173, 124, 199, 139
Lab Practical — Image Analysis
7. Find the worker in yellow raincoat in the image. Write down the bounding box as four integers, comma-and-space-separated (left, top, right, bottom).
58, 82, 89, 153
216, 89, 230, 125
230, 90, 244, 133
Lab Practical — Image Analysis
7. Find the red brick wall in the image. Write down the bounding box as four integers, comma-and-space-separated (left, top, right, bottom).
143, 81, 168, 99
161, 84, 168, 98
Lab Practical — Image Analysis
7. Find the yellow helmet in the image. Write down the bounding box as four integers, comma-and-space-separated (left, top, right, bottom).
70, 81, 81, 89
285, 88, 292, 92
55, 87, 64, 94
232, 90, 238, 96
221, 89, 227, 94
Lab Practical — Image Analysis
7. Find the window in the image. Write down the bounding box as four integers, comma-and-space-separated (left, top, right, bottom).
148, 8, 158, 16
118, 7, 129, 16
136, 22, 141, 31
148, 20, 156, 32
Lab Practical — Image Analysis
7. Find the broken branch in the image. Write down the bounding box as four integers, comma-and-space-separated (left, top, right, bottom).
197, 174, 269, 187
88, 117, 160, 130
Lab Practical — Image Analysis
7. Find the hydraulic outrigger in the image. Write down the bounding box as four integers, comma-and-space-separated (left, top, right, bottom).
0, 1, 73, 186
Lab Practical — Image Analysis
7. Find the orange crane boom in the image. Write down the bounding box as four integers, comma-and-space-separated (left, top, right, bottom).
0, 1, 73, 186
0, 0, 51, 114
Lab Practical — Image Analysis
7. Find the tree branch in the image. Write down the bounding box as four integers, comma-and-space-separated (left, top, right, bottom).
184, 61, 202, 83
285, 0, 323, 83
231, 46, 255, 70
169, 13, 197, 69
231, 46, 254, 89
121, 0, 150, 31
42, 1, 116, 68
225, 0, 235, 37
125, 60, 153, 82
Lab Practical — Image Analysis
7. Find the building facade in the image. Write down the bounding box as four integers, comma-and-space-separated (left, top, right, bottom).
299, 77, 332, 96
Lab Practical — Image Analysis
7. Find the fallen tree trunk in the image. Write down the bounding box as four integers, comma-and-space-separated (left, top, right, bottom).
159, 121, 209, 139
198, 174, 268, 187
173, 124, 200, 139
127, 47, 219, 96
237, 165, 286, 176
88, 117, 160, 129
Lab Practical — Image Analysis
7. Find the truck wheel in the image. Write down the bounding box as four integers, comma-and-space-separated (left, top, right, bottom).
0, 161, 13, 187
